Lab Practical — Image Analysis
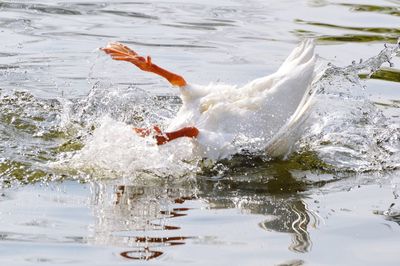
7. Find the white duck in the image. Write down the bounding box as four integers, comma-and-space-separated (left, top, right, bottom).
102, 40, 317, 160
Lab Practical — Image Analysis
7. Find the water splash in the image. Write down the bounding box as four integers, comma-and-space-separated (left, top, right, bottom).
62, 83, 180, 128
1, 40, 400, 183
296, 39, 400, 172
55, 82, 199, 179
56, 40, 400, 177
0, 89, 64, 187
62, 116, 200, 179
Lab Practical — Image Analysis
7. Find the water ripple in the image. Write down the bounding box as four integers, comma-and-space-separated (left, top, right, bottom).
99, 10, 158, 20
338, 3, 400, 17
0, 2, 82, 15
124, 40, 215, 49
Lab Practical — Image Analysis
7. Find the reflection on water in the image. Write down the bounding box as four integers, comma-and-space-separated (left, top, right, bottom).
295, 19, 400, 43
260, 200, 314, 253
90, 182, 196, 260
89, 171, 319, 259
337, 3, 400, 17
196, 170, 318, 254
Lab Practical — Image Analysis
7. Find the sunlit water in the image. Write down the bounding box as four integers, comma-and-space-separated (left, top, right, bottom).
1, 0, 400, 265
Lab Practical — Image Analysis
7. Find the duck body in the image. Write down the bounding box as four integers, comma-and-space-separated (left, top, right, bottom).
102, 40, 318, 160
166, 40, 317, 160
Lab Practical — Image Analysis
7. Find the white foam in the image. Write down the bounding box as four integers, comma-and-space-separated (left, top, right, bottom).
61, 116, 200, 178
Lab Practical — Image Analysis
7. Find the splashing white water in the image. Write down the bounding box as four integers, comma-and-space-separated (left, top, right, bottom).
297, 40, 400, 171
67, 116, 200, 178
56, 40, 400, 177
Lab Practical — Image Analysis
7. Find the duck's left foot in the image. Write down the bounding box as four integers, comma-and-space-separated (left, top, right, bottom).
133, 126, 199, 145
102, 42, 153, 72
101, 42, 187, 87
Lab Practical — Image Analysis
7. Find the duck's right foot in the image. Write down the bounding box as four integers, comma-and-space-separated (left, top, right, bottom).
133, 125, 199, 145
133, 125, 162, 137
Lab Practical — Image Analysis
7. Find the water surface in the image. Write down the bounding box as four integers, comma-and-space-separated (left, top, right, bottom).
0, 0, 400, 265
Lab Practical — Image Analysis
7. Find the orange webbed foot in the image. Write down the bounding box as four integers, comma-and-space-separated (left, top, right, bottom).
101, 42, 153, 72
133, 125, 199, 145
101, 42, 187, 87
133, 125, 170, 145
133, 125, 162, 137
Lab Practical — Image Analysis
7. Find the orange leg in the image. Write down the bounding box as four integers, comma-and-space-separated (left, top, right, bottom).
101, 42, 187, 87
133, 126, 199, 145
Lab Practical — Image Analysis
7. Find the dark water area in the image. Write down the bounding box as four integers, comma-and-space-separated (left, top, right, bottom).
0, 0, 400, 265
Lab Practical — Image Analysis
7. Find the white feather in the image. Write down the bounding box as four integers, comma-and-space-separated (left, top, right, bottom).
166, 40, 318, 160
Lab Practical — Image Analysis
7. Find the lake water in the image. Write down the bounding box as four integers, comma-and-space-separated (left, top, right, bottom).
1, 0, 400, 265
